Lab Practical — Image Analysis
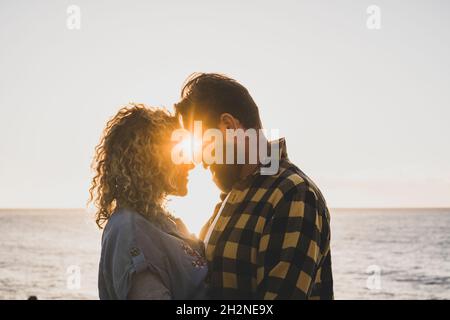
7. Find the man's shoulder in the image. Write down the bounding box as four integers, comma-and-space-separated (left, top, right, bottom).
262, 160, 312, 191
258, 159, 327, 209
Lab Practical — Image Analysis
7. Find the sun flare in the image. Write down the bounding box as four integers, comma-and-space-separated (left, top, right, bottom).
172, 133, 203, 164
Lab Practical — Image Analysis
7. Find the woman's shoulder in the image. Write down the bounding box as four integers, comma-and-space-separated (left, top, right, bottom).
103, 208, 203, 262
101, 208, 169, 275
104, 208, 164, 246
100, 208, 208, 299
99, 208, 168, 299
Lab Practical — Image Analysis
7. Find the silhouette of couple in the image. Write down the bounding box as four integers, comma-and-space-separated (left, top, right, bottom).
90, 73, 333, 300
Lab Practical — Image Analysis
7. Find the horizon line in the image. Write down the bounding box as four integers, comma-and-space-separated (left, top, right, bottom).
0, 206, 449, 211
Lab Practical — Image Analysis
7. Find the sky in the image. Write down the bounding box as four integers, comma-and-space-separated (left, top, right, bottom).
1, 0, 449, 232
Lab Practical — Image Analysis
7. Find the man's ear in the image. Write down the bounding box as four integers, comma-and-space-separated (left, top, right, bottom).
219, 113, 242, 130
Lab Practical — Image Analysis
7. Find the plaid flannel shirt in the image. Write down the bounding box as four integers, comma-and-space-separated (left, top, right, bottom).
199, 138, 333, 300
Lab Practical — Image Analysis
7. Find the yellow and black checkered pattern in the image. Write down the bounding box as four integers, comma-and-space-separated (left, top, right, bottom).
200, 139, 333, 300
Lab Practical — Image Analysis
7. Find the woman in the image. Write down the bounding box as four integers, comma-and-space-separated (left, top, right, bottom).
89, 103, 208, 299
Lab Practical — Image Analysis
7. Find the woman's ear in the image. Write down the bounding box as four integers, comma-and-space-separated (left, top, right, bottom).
219, 113, 242, 130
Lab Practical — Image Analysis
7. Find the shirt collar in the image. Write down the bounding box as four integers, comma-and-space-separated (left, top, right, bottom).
231, 137, 288, 191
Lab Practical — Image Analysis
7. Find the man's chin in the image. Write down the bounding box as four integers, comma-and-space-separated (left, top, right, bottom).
212, 170, 236, 193
212, 178, 231, 193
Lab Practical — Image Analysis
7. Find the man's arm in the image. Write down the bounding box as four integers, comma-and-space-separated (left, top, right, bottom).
256, 186, 323, 299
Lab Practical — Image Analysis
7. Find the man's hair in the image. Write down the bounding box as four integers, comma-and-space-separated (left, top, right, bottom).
175, 73, 262, 129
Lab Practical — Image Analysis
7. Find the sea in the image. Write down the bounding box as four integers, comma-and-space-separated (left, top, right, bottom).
0, 208, 449, 300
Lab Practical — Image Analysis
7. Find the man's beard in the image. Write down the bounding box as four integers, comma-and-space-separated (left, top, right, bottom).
210, 164, 241, 193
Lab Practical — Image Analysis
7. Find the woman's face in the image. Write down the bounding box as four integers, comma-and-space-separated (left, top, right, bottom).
171, 162, 194, 196
164, 126, 195, 197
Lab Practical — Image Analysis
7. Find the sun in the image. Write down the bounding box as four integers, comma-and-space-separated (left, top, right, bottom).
172, 133, 203, 165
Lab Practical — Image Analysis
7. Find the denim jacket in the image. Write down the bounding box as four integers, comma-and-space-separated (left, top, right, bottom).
98, 208, 209, 299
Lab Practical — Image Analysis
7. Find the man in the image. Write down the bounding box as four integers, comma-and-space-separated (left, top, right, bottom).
175, 73, 333, 300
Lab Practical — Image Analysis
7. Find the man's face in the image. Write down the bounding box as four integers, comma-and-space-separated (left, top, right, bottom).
208, 161, 241, 193
184, 114, 242, 193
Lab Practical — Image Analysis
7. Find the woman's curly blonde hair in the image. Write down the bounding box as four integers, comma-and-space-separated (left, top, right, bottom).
89, 103, 179, 229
